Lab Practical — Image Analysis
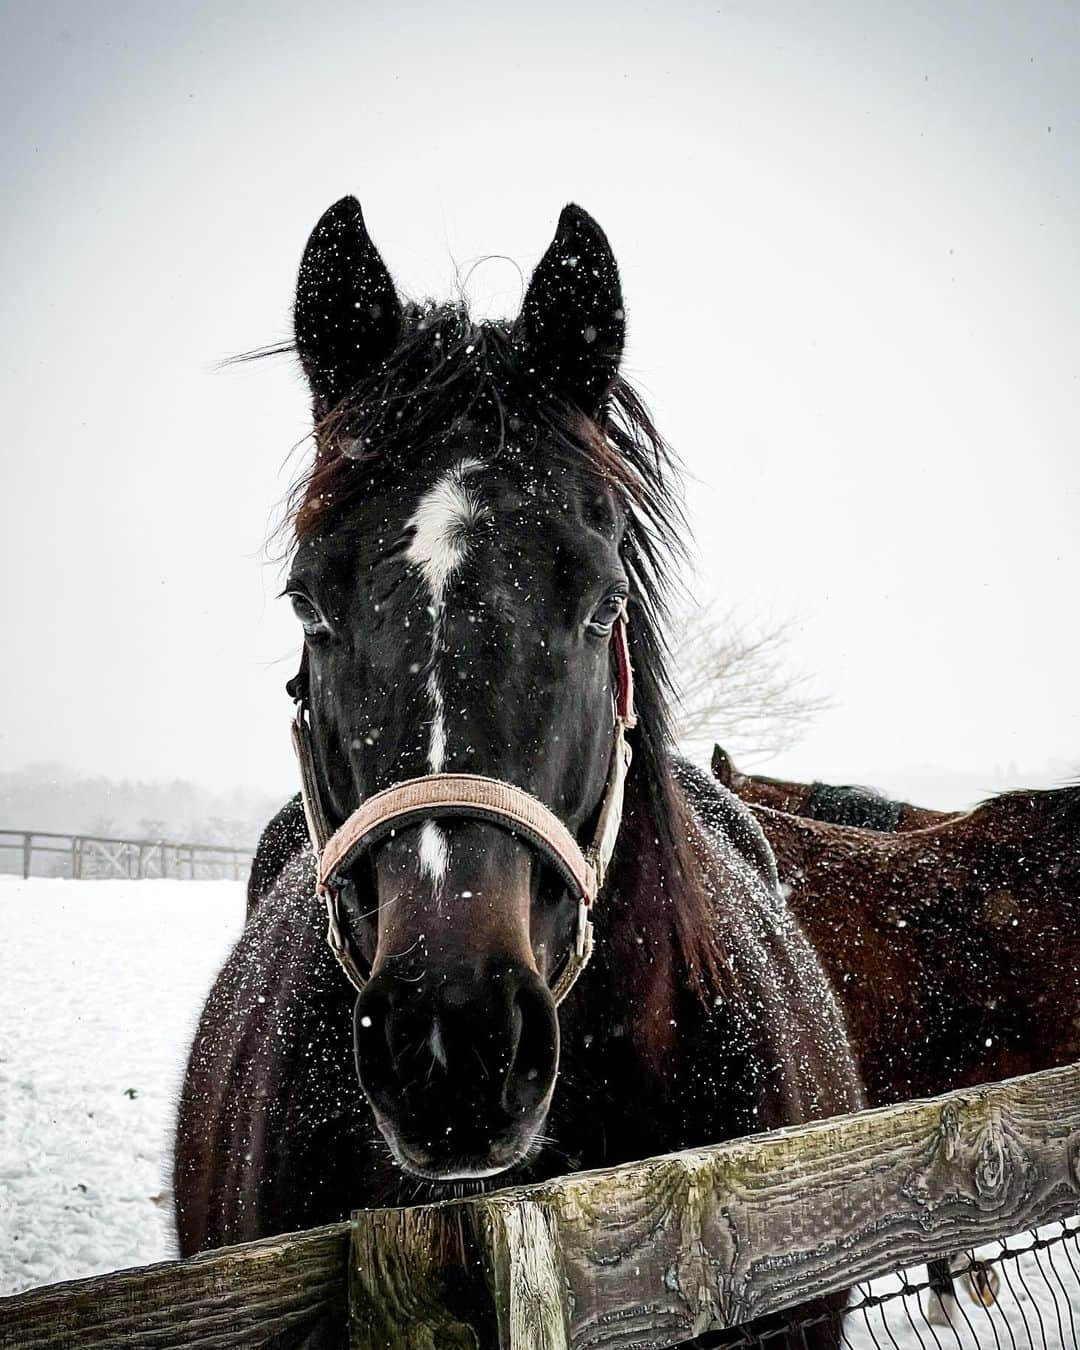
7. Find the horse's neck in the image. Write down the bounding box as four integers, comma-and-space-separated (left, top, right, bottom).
573, 763, 715, 1068
580, 757, 865, 1140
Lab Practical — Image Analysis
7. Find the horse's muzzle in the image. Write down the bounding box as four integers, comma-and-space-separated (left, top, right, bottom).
352, 958, 559, 1179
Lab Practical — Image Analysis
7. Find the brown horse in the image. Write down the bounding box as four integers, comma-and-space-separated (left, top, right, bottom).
711, 744, 956, 831
174, 200, 862, 1349
712, 746, 1079, 1318
716, 778, 1080, 1107
732, 774, 1080, 1323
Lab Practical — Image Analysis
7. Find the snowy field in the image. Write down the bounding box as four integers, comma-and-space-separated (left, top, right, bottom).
0, 877, 242, 1296
0, 877, 1077, 1350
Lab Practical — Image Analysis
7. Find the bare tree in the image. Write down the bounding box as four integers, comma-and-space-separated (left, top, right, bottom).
669, 600, 830, 765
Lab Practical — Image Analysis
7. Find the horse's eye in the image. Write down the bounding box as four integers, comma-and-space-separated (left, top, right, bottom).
288, 591, 328, 636
588, 593, 626, 636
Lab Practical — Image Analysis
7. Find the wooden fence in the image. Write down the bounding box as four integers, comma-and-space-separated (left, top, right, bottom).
1, 1058, 1078, 1348
0, 829, 254, 882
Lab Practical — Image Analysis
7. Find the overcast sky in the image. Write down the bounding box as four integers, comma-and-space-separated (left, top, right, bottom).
2, 0, 1077, 808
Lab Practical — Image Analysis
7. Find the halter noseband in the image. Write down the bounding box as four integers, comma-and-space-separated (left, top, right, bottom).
289, 607, 637, 1006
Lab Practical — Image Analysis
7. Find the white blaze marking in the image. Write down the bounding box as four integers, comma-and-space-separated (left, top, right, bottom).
405, 458, 485, 883
418, 820, 450, 881
406, 457, 485, 622
426, 674, 447, 771
429, 1016, 448, 1069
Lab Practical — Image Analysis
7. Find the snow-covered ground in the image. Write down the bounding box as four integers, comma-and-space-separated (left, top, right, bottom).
0, 877, 242, 1296
0, 876, 1077, 1349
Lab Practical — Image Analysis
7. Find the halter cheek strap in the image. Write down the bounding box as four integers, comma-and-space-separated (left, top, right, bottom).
290, 606, 637, 1006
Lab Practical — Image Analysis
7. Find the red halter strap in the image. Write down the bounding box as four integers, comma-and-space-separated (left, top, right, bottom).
612, 605, 636, 730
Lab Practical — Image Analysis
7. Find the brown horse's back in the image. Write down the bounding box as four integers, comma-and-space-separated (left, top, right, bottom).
711, 743, 957, 832
754, 786, 1080, 1105
895, 801, 954, 830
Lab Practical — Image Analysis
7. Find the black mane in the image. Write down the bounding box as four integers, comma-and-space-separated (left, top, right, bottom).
805, 781, 904, 831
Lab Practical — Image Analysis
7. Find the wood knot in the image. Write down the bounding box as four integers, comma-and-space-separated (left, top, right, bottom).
1069, 1133, 1080, 1192
975, 1129, 1006, 1198
940, 1103, 961, 1160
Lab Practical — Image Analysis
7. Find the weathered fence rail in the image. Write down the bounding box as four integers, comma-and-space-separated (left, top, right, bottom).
350, 1057, 1080, 1347
0, 828, 254, 881
1, 1059, 1078, 1348
0, 1224, 350, 1350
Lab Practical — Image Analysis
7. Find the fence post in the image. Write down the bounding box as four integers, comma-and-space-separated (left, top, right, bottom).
71, 837, 82, 880
350, 1195, 571, 1350
481, 1199, 572, 1350
22, 833, 32, 880
350, 1204, 495, 1348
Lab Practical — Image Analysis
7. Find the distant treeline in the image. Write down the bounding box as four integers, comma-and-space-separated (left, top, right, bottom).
0, 763, 283, 848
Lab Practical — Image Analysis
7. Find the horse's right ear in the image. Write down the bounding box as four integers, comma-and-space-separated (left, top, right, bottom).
294, 197, 402, 414
712, 744, 737, 787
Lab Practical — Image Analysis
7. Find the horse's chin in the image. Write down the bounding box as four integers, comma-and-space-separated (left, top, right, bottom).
377, 1118, 545, 1187
396, 1154, 520, 1182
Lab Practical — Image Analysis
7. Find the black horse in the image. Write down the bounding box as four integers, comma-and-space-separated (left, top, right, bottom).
175, 198, 863, 1347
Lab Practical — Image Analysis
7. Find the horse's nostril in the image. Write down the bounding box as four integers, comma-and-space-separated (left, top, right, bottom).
502, 973, 559, 1117
353, 985, 395, 1095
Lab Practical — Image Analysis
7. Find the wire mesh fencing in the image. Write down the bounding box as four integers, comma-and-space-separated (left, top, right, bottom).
697, 1217, 1080, 1350
844, 1220, 1080, 1350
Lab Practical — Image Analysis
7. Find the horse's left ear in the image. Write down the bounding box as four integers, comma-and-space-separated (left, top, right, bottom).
517, 204, 625, 417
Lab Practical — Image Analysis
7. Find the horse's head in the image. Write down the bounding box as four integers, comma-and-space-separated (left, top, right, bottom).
285, 198, 653, 1180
